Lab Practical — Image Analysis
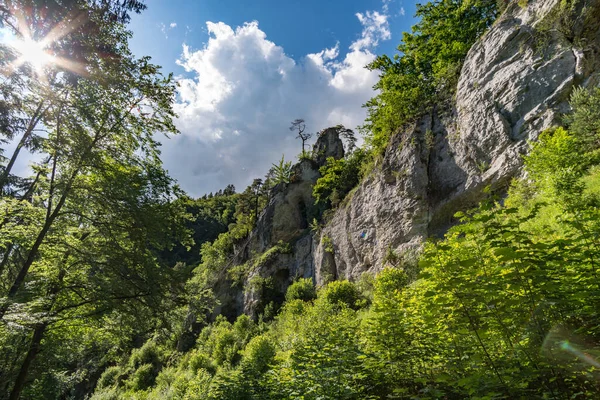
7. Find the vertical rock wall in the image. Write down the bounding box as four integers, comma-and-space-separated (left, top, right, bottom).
313, 0, 600, 284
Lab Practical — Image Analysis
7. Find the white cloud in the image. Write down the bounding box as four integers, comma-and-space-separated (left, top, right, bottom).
166, 10, 391, 196
382, 0, 392, 13
351, 11, 390, 51
159, 22, 178, 38
400, 7, 406, 16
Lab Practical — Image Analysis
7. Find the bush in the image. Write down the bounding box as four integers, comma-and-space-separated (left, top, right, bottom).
285, 278, 316, 302
313, 148, 369, 208
363, 0, 498, 153
89, 387, 121, 400
128, 340, 163, 371
97, 366, 123, 389
129, 363, 156, 391
188, 350, 215, 374
240, 335, 277, 375
320, 280, 362, 310
374, 267, 408, 297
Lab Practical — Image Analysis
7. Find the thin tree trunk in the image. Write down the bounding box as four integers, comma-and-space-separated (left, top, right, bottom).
0, 181, 71, 318
0, 101, 45, 191
0, 97, 142, 318
0, 243, 14, 276
8, 323, 47, 400
9, 262, 68, 400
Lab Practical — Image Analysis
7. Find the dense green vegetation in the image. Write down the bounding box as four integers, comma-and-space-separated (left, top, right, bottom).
3, 0, 599, 399
362, 0, 498, 153
313, 148, 368, 209
91, 87, 600, 400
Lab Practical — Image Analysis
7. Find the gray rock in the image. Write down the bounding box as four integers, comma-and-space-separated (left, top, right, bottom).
221, 128, 346, 317
313, 127, 345, 166
219, 0, 600, 316
313, 0, 600, 284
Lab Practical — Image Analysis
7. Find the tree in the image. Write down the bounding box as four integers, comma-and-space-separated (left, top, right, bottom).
0, 0, 150, 195
313, 148, 368, 208
223, 184, 236, 196
270, 155, 292, 186
0, 1, 192, 398
290, 118, 312, 156
362, 0, 498, 153
250, 178, 263, 224
334, 124, 357, 153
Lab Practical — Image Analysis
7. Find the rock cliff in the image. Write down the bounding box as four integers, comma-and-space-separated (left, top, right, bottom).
212, 128, 345, 318
221, 0, 600, 316
313, 0, 600, 284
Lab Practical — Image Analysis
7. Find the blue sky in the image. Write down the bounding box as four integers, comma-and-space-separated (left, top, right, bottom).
127, 0, 418, 196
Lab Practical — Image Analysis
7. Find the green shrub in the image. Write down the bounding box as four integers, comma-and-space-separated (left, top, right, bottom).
97, 366, 123, 389
232, 314, 257, 345
313, 148, 369, 208
129, 363, 156, 391
374, 267, 408, 297
320, 280, 362, 310
188, 350, 215, 374
206, 367, 249, 400
285, 278, 316, 302
128, 340, 163, 371
363, 0, 498, 153
356, 272, 376, 304
240, 335, 276, 375
253, 241, 291, 269
89, 387, 121, 400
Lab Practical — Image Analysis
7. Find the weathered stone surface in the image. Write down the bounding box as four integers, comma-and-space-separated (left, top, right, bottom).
313, 0, 600, 284
313, 127, 345, 166
228, 130, 346, 317
313, 114, 434, 284
223, 0, 600, 316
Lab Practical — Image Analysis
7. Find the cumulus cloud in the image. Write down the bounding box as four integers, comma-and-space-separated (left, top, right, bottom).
351, 11, 390, 52
165, 10, 391, 196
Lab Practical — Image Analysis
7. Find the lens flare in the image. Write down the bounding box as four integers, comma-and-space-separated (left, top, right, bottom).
2, 6, 89, 79
14, 38, 54, 72
560, 340, 600, 369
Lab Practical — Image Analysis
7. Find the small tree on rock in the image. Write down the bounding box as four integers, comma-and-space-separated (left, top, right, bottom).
290, 119, 312, 157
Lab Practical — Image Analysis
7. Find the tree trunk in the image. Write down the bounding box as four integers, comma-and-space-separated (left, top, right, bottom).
8, 262, 67, 400
0, 176, 72, 319
0, 102, 45, 191
8, 323, 47, 400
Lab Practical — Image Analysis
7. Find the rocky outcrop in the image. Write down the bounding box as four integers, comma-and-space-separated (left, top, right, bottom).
217, 129, 345, 318
313, 127, 345, 165
220, 0, 600, 317
313, 0, 600, 284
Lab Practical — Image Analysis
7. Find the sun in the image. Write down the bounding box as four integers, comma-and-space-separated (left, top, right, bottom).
14, 38, 55, 72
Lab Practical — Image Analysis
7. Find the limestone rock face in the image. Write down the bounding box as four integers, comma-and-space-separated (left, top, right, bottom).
234, 130, 346, 317
313, 127, 345, 166
313, 0, 600, 284
224, 0, 600, 317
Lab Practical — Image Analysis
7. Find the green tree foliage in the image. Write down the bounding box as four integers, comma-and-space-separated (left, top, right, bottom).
166, 189, 239, 266
268, 155, 293, 187
363, 0, 498, 153
285, 278, 316, 302
0, 1, 196, 398
313, 148, 369, 208
7, 0, 600, 398
319, 280, 363, 310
